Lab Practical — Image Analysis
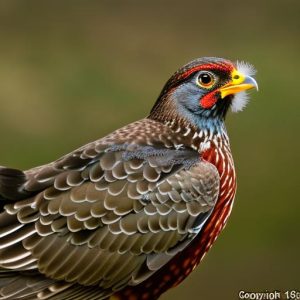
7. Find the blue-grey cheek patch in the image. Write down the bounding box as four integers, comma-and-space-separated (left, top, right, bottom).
169, 83, 224, 133
172, 83, 204, 113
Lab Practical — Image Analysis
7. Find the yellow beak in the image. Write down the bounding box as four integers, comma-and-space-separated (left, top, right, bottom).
220, 70, 258, 99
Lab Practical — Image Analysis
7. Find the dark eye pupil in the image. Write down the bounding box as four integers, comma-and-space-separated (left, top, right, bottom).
200, 73, 212, 84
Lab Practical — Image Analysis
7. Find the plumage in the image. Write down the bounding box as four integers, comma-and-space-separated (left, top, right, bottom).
0, 57, 257, 299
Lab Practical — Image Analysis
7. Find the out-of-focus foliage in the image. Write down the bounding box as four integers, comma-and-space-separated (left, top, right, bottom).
0, 1, 298, 299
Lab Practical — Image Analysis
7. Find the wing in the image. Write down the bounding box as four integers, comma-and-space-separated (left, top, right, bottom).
0, 121, 220, 299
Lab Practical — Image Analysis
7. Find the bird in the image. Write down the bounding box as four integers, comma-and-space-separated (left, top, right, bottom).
0, 57, 258, 300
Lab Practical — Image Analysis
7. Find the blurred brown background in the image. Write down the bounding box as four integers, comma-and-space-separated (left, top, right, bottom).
0, 1, 299, 299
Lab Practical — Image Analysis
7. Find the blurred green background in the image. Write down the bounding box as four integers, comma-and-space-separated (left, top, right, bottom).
0, 1, 299, 299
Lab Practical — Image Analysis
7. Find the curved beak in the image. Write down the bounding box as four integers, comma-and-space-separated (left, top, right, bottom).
220, 74, 258, 99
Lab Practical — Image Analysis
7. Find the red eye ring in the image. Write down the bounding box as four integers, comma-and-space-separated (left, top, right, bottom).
197, 72, 215, 88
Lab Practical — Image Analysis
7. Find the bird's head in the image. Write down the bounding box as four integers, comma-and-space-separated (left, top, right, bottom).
149, 57, 258, 131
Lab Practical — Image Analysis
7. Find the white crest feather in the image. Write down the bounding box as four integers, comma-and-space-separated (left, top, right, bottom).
236, 60, 257, 77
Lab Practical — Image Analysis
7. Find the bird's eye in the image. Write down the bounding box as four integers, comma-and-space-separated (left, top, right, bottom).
197, 72, 215, 88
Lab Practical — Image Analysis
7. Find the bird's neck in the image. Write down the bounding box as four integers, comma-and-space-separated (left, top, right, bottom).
148, 100, 229, 151
164, 116, 230, 152
149, 93, 230, 148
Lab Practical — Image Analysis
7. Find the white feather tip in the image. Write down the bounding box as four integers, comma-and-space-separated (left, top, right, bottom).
236, 61, 257, 76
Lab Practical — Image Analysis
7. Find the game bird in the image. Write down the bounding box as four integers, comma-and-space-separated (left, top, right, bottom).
0, 57, 258, 300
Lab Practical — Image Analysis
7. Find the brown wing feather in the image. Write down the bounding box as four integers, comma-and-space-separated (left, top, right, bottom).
0, 119, 219, 299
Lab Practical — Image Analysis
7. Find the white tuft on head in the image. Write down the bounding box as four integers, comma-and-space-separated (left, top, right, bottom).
236, 61, 257, 77
231, 91, 249, 112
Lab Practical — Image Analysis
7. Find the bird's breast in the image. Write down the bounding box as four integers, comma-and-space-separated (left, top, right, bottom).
163, 143, 237, 288
113, 142, 237, 300
199, 143, 237, 253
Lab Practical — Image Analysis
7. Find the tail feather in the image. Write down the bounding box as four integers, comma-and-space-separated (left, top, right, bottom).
0, 167, 33, 212
0, 167, 31, 205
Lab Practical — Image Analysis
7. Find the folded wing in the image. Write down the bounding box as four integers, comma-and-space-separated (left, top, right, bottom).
0, 141, 219, 299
